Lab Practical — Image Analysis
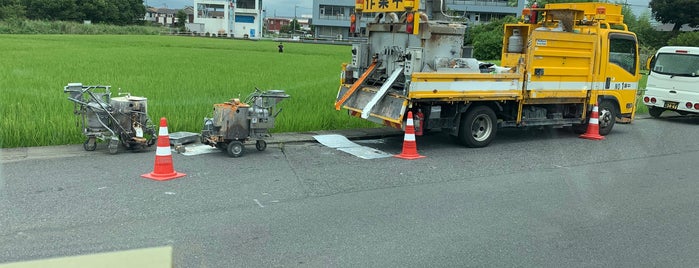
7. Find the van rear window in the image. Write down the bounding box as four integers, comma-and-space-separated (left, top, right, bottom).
652, 53, 699, 77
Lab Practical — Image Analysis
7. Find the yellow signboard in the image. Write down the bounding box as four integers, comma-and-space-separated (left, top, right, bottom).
360, 0, 419, 13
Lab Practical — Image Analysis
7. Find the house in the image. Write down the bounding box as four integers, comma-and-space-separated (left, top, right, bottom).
144, 7, 178, 26
266, 18, 291, 34
186, 0, 263, 39
144, 6, 195, 26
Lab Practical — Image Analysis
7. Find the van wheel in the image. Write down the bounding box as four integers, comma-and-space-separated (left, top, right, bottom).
458, 105, 497, 148
598, 100, 616, 136
648, 106, 664, 118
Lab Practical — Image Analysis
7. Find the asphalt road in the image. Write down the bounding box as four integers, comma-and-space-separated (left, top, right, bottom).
1, 115, 698, 267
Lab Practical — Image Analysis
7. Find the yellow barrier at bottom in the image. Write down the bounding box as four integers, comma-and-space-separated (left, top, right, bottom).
0, 246, 172, 268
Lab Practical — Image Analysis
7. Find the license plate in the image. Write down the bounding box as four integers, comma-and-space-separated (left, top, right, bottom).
664, 101, 678, 110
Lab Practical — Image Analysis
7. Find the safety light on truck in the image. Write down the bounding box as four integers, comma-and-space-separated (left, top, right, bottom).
406, 12, 420, 34
355, 0, 364, 10
350, 13, 357, 34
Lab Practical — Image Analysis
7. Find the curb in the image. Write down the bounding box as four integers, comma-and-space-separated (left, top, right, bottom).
0, 128, 403, 164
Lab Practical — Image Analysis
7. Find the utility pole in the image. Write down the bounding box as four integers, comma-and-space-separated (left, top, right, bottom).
294, 5, 299, 36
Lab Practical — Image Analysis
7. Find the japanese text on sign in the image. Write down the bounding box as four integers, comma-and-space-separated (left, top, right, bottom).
362, 0, 418, 13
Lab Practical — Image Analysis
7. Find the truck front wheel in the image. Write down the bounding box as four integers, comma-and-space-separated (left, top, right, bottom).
598, 100, 616, 136
458, 105, 497, 148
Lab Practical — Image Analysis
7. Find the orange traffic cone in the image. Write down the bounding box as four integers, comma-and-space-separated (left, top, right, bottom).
142, 117, 186, 181
395, 111, 426, 160
579, 104, 605, 140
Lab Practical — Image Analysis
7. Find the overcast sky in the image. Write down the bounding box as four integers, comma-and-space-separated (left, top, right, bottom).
148, 0, 314, 17
148, 0, 650, 17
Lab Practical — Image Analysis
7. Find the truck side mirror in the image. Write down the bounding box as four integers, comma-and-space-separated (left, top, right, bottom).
646, 55, 654, 71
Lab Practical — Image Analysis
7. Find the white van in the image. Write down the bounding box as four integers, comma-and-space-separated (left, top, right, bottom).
643, 46, 699, 118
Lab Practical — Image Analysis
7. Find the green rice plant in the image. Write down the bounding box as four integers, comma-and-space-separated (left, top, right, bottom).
635, 72, 649, 114
0, 35, 374, 148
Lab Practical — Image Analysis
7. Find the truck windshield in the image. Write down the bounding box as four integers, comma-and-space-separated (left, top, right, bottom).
652, 53, 699, 77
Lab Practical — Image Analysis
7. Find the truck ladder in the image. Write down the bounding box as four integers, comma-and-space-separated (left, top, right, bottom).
361, 67, 403, 119
335, 60, 378, 111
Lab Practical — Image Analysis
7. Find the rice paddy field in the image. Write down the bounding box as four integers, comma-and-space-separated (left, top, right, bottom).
0, 35, 374, 148
0, 34, 651, 149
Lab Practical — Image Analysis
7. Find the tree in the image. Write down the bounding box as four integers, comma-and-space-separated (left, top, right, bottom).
668, 31, 699, 46
465, 16, 518, 60
290, 18, 300, 33
649, 0, 699, 32
24, 0, 79, 21
175, 9, 186, 30
0, 0, 26, 20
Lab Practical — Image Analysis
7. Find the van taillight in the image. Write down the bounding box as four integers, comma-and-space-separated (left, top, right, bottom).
643, 96, 649, 103
694, 103, 699, 110
676, 50, 688, 54
686, 102, 693, 109
651, 97, 657, 103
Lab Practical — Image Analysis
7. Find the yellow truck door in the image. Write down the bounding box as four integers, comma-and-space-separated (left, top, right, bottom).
597, 32, 640, 119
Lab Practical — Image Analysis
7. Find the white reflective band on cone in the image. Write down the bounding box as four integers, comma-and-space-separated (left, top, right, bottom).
407, 118, 414, 125
156, 146, 171, 156
589, 118, 599, 124
404, 133, 416, 141
159, 127, 169, 136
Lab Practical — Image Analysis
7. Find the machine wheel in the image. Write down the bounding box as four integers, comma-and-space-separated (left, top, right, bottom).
458, 105, 497, 148
174, 144, 186, 154
83, 137, 97, 151
108, 139, 119, 154
598, 100, 616, 136
256, 140, 267, 151
227, 141, 244, 158
648, 106, 664, 118
147, 136, 157, 147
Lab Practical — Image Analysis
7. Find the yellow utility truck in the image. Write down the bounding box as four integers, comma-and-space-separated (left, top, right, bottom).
335, 1, 640, 147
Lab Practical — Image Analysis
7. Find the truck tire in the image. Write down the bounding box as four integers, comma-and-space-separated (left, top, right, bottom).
227, 141, 244, 158
598, 100, 616, 136
648, 106, 664, 118
458, 105, 497, 148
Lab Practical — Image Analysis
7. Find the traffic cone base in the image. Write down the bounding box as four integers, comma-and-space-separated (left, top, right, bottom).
141, 171, 186, 181
142, 117, 186, 181
579, 105, 605, 141
395, 111, 426, 160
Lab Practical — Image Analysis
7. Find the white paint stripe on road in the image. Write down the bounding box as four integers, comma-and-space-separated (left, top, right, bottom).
314, 134, 392, 159
181, 144, 219, 156
253, 199, 264, 208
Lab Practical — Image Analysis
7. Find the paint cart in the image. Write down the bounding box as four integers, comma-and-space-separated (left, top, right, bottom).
200, 88, 289, 157
64, 83, 157, 154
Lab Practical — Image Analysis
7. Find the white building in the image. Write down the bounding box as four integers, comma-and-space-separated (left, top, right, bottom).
187, 0, 263, 39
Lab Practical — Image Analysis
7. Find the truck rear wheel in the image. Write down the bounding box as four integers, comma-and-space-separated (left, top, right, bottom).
598, 100, 616, 136
648, 106, 664, 118
458, 105, 497, 148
